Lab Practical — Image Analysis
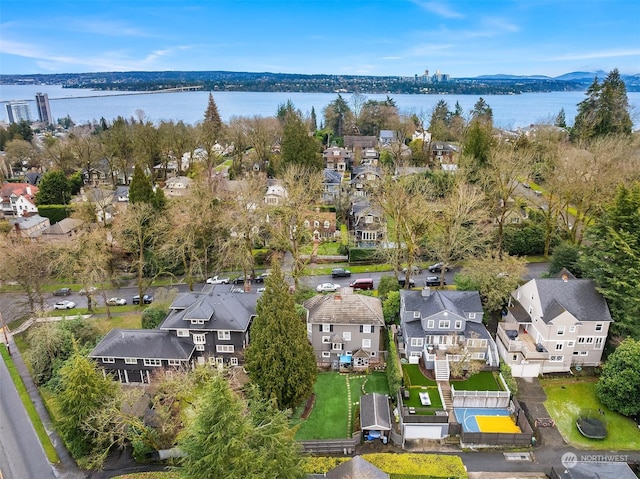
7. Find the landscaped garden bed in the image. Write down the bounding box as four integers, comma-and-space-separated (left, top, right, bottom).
542, 377, 640, 450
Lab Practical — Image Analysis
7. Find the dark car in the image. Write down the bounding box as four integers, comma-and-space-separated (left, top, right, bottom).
427, 262, 450, 273
53, 287, 72, 296
133, 294, 153, 305
331, 268, 351, 278
254, 272, 271, 283
425, 276, 445, 287
232, 274, 253, 284
398, 277, 415, 287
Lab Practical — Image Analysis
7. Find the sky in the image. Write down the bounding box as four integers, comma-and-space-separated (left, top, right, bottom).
1, 0, 639, 78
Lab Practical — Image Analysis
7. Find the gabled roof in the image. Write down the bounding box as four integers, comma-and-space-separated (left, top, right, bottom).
402, 289, 483, 321
323, 168, 343, 184
160, 291, 258, 332
304, 292, 384, 325
1, 182, 38, 204
360, 393, 392, 431
9, 214, 49, 230
326, 455, 389, 479
530, 278, 612, 324
42, 217, 84, 235
89, 329, 194, 360
351, 200, 382, 219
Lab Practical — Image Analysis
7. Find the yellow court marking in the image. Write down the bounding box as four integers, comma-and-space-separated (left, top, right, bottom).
476, 415, 521, 433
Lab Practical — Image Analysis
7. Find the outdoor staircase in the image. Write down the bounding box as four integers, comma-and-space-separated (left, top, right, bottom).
434, 359, 450, 381
438, 381, 453, 411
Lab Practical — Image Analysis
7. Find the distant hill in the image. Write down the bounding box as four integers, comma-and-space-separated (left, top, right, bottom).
554, 71, 609, 81
474, 74, 552, 80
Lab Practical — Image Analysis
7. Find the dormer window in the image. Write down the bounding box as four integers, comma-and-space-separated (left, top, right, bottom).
413, 311, 420, 318
304, 220, 310, 228
324, 221, 330, 229
314, 220, 320, 228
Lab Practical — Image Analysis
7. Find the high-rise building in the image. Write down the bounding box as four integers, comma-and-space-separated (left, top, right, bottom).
35, 92, 53, 125
6, 101, 32, 124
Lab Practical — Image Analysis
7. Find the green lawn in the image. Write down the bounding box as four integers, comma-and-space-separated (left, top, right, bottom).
451, 371, 501, 391
293, 372, 390, 440
404, 387, 444, 412
403, 364, 437, 387
542, 377, 640, 450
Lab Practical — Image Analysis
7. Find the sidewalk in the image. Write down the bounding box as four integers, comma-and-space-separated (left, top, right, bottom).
3, 333, 87, 479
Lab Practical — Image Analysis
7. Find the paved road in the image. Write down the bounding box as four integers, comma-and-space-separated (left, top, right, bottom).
0, 353, 56, 479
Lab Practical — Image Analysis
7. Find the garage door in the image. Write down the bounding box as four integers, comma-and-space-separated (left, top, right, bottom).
511, 362, 541, 378
404, 424, 448, 440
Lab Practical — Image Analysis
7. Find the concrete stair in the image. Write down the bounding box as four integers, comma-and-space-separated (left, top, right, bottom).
434, 359, 449, 381
438, 381, 452, 411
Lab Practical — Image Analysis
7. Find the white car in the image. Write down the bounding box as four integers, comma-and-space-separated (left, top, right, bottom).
107, 297, 127, 306
206, 275, 230, 284
316, 282, 341, 293
54, 300, 76, 310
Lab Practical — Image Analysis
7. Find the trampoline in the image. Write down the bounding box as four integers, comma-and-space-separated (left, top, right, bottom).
454, 408, 521, 433
577, 417, 607, 439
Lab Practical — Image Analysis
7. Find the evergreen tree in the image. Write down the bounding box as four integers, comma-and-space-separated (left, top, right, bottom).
310, 106, 318, 132
244, 261, 317, 410
554, 108, 567, 128
280, 111, 322, 172
428, 100, 451, 140
128, 164, 154, 204
203, 92, 222, 141
35, 170, 71, 205
461, 119, 493, 183
596, 338, 640, 417
470, 97, 493, 124
580, 183, 640, 339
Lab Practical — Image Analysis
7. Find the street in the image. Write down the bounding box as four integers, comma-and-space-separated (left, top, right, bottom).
0, 353, 57, 479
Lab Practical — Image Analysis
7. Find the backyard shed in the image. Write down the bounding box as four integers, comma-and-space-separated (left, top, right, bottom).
360, 393, 391, 441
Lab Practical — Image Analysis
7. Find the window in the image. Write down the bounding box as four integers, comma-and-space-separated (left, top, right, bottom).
579, 351, 588, 356
322, 336, 330, 343
365, 215, 373, 224
361, 231, 377, 241
410, 338, 424, 347
569, 325, 576, 333
324, 221, 330, 229
143, 359, 162, 366
217, 330, 231, 340
216, 345, 234, 353
455, 320, 462, 329
322, 351, 331, 358
427, 320, 435, 329
124, 358, 137, 365
192, 319, 206, 325
567, 341, 575, 347
314, 220, 320, 228
595, 337, 603, 349
216, 357, 224, 367
193, 334, 206, 345
413, 311, 421, 318
555, 343, 563, 351
208, 357, 217, 365
557, 326, 565, 336
549, 355, 564, 362
303, 220, 310, 228
438, 320, 450, 329
362, 339, 372, 348
595, 323, 603, 332
168, 359, 182, 366
230, 357, 238, 366
102, 357, 115, 363
322, 324, 332, 333
342, 332, 351, 341
332, 343, 343, 351
410, 351, 422, 358
472, 352, 485, 360
177, 329, 189, 337
468, 313, 476, 320
578, 337, 586, 344
586, 337, 594, 344
361, 325, 372, 334
467, 338, 488, 348
195, 344, 205, 351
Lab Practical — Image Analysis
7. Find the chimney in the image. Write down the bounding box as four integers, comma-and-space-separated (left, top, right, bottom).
562, 274, 568, 283
421, 287, 431, 297
334, 293, 341, 301
26, 186, 32, 196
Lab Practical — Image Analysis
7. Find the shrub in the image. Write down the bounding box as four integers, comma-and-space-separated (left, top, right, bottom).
385, 330, 402, 399
142, 307, 168, 329
500, 361, 518, 395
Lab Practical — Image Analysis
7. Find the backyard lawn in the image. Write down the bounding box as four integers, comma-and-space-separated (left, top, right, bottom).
403, 364, 437, 387
450, 371, 501, 391
542, 377, 640, 450
293, 372, 390, 440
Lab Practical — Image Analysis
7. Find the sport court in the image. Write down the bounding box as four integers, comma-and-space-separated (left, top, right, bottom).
454, 407, 521, 433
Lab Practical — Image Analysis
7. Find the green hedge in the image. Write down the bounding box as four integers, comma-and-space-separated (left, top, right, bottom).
38, 205, 70, 224
349, 248, 379, 263
385, 330, 402, 399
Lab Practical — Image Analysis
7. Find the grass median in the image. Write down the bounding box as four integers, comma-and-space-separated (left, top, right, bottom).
0, 344, 59, 464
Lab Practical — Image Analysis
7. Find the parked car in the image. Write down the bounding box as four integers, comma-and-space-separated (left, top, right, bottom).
331, 268, 351, 278
106, 297, 127, 306
425, 276, 445, 287
79, 286, 98, 295
401, 265, 422, 275
232, 274, 253, 284
54, 300, 76, 310
256, 287, 266, 293
349, 278, 374, 290
398, 277, 416, 287
254, 272, 271, 283
316, 282, 341, 293
133, 294, 153, 305
206, 275, 230, 284
53, 287, 72, 296
427, 262, 450, 273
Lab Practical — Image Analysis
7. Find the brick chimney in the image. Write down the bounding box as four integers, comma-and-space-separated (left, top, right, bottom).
421, 287, 431, 297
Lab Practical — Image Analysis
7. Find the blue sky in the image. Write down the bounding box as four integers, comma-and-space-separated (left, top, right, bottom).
1, 0, 639, 77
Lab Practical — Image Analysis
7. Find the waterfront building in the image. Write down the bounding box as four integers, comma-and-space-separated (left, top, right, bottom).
5, 101, 31, 124
35, 92, 53, 125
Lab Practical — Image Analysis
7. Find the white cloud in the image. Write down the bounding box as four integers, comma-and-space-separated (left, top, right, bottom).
552, 49, 640, 61
65, 18, 150, 37
412, 1, 464, 19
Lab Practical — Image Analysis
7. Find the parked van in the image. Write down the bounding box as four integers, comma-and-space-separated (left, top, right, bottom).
349, 278, 374, 290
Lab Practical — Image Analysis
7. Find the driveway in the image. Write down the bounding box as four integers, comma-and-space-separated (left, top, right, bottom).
516, 377, 565, 448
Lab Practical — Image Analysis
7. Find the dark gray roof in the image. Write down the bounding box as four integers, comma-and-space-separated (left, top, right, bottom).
402, 289, 483, 320
508, 300, 531, 323
351, 164, 381, 180
555, 461, 636, 479
360, 393, 391, 431
160, 291, 258, 332
115, 186, 129, 197
351, 200, 382, 218
533, 278, 612, 323
304, 293, 384, 325
323, 168, 343, 184
326, 456, 389, 479
89, 329, 194, 360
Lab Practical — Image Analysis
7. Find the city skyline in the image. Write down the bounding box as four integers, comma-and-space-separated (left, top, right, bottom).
1, 0, 639, 78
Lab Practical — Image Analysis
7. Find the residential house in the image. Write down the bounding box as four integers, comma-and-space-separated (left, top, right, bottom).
115, 186, 129, 202
163, 176, 192, 197
24, 170, 42, 186
323, 146, 352, 172
360, 147, 380, 166
430, 142, 458, 171
400, 288, 499, 381
264, 180, 287, 206
8, 214, 50, 238
159, 291, 259, 367
322, 168, 343, 204
495, 197, 528, 225
379, 130, 396, 147
350, 200, 385, 248
82, 165, 110, 187
0, 183, 39, 217
496, 273, 613, 377
89, 329, 195, 384
81, 187, 115, 224
550, 462, 637, 479
304, 290, 385, 369
303, 209, 337, 241
350, 164, 382, 197
40, 217, 84, 242
344, 135, 377, 151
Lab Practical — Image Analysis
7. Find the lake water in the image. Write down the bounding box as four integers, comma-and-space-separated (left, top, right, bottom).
1, 84, 639, 130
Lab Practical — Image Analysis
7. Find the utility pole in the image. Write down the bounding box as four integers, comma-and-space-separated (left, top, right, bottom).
0, 311, 10, 355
